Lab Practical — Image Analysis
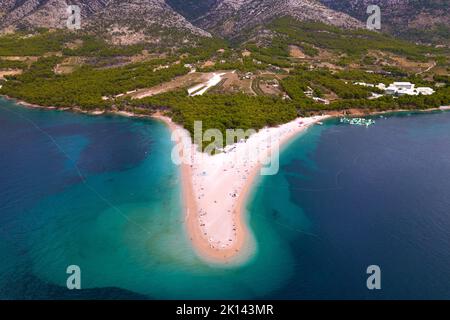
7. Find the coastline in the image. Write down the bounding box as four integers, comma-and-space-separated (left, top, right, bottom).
0, 94, 144, 119
153, 115, 253, 264
2, 94, 449, 264
151, 115, 248, 264
2, 94, 448, 119
154, 114, 328, 264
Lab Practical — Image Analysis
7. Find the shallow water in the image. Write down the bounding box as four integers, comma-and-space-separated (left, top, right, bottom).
0, 99, 292, 299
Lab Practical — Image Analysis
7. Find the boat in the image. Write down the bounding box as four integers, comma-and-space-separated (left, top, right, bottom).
340, 117, 375, 127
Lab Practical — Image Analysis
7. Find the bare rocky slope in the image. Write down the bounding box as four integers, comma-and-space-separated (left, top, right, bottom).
318, 0, 449, 43
1, 0, 447, 44
0, 0, 109, 29
194, 0, 363, 37
0, 0, 210, 44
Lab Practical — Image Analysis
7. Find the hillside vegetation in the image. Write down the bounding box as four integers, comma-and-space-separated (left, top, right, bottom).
0, 21, 448, 139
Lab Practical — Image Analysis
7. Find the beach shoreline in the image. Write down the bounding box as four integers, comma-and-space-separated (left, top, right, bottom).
154, 114, 329, 264
152, 115, 238, 263
2, 94, 448, 119
2, 94, 449, 264
153, 115, 254, 264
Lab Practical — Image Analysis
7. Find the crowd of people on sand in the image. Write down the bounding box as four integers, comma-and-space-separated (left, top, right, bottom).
192, 163, 241, 250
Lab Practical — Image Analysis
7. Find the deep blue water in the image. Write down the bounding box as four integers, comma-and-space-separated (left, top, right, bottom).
249, 111, 450, 299
0, 97, 449, 299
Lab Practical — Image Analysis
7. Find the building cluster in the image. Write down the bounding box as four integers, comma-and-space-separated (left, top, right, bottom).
304, 86, 330, 104
355, 81, 435, 97
241, 72, 255, 80
385, 82, 435, 96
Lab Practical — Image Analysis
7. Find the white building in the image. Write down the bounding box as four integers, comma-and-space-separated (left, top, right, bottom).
385, 82, 435, 96
385, 82, 416, 96
354, 82, 374, 87
417, 87, 435, 95
354, 82, 386, 90
393, 82, 415, 90
376, 83, 386, 90
369, 93, 384, 99
353, 80, 435, 97
398, 88, 419, 96
385, 86, 397, 95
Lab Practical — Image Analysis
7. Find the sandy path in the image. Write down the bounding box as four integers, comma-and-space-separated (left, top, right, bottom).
188, 72, 228, 96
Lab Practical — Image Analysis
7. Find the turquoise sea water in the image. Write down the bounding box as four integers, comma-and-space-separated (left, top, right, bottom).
1, 97, 449, 299
0, 98, 294, 299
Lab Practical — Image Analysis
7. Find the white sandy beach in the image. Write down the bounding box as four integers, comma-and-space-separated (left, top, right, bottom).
156, 114, 329, 263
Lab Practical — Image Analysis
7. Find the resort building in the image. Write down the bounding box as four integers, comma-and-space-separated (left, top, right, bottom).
369, 93, 384, 99
355, 81, 435, 97
417, 87, 435, 95
392, 82, 415, 90
385, 82, 435, 96
385, 82, 415, 95
354, 82, 386, 90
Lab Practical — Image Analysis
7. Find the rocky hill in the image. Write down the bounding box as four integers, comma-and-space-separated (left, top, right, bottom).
318, 0, 449, 43
166, 0, 218, 20
194, 0, 363, 37
0, 0, 109, 29
86, 0, 211, 45
0, 0, 210, 44
1, 0, 447, 44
